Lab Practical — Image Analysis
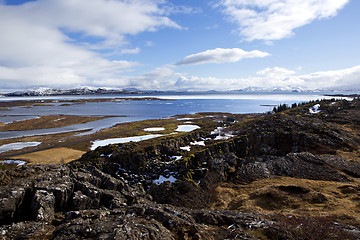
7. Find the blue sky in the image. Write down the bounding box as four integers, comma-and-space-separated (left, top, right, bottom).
0, 0, 359, 91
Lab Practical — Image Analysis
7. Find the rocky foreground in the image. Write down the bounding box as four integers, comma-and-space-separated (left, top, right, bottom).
1, 99, 360, 239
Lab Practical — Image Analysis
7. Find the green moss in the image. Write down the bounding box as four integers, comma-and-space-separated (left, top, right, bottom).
0, 164, 6, 171
245, 229, 269, 240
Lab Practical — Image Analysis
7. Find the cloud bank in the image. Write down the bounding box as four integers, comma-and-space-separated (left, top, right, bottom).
176, 48, 269, 65
216, 0, 349, 41
89, 64, 360, 92
171, 65, 360, 91
0, 0, 180, 88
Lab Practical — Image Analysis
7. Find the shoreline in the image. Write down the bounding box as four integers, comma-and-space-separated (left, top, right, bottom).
0, 112, 249, 164
0, 94, 353, 164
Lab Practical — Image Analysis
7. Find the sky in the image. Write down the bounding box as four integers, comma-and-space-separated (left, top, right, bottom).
0, 0, 359, 91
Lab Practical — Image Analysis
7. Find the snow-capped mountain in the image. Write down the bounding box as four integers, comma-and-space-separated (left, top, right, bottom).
4, 87, 142, 96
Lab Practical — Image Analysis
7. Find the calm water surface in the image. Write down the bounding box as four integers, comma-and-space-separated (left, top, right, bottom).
0, 92, 346, 140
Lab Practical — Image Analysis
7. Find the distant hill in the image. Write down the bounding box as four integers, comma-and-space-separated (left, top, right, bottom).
4, 87, 143, 97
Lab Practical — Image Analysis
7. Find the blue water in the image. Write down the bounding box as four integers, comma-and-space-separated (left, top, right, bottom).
0, 92, 346, 140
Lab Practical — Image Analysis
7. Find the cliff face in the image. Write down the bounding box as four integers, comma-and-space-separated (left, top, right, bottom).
1, 99, 360, 239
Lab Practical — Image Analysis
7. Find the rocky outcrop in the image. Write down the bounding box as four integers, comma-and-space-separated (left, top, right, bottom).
0, 164, 269, 239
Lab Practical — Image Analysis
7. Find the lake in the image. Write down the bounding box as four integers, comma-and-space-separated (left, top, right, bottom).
0, 92, 347, 140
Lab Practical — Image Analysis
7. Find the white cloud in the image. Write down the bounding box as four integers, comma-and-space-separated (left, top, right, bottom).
256, 67, 296, 76
119, 48, 141, 55
37, 63, 357, 91
23, 0, 181, 48
0, 66, 86, 88
91, 65, 180, 90
297, 65, 360, 90
0, 0, 180, 88
145, 41, 154, 47
172, 65, 360, 91
216, 0, 349, 41
176, 48, 270, 65
205, 24, 219, 30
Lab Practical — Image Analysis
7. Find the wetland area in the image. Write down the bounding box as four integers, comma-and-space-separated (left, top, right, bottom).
0, 92, 335, 164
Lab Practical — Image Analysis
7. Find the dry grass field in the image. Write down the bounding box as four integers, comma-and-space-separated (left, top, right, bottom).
11, 147, 85, 164
212, 177, 360, 222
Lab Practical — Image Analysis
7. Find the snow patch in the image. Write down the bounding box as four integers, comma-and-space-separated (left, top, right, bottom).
309, 104, 321, 114
153, 175, 177, 184
176, 125, 200, 132
214, 134, 235, 140
177, 118, 194, 121
180, 146, 191, 151
172, 156, 182, 161
211, 127, 235, 140
211, 127, 224, 135
0, 142, 41, 153
0, 160, 27, 166
144, 127, 165, 132
91, 134, 163, 150
53, 118, 65, 122
190, 141, 205, 146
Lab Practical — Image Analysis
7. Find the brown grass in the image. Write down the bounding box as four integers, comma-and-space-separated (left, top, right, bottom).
11, 147, 85, 164
337, 149, 360, 162
212, 177, 360, 220
0, 115, 107, 131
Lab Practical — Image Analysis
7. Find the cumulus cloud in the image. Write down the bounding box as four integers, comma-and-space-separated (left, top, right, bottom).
47, 63, 358, 91
89, 64, 359, 91
297, 65, 360, 90
256, 67, 296, 76
215, 0, 349, 41
172, 65, 360, 91
176, 48, 269, 65
119, 48, 141, 55
0, 0, 180, 88
19, 0, 181, 48
91, 65, 180, 90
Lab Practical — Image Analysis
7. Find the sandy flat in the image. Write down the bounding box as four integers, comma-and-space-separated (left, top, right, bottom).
12, 147, 85, 164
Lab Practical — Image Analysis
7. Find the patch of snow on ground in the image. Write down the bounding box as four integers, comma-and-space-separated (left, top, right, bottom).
214, 135, 234, 140
190, 141, 205, 146
177, 118, 194, 121
309, 104, 321, 114
211, 126, 235, 140
172, 156, 182, 161
153, 175, 177, 184
91, 134, 163, 150
0, 142, 41, 153
0, 160, 27, 166
53, 118, 65, 122
144, 127, 166, 132
180, 146, 191, 151
176, 125, 200, 132
211, 127, 224, 135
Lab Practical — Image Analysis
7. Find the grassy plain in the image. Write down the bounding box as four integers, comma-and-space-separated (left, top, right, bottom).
213, 177, 360, 220
0, 115, 107, 131
12, 147, 85, 164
